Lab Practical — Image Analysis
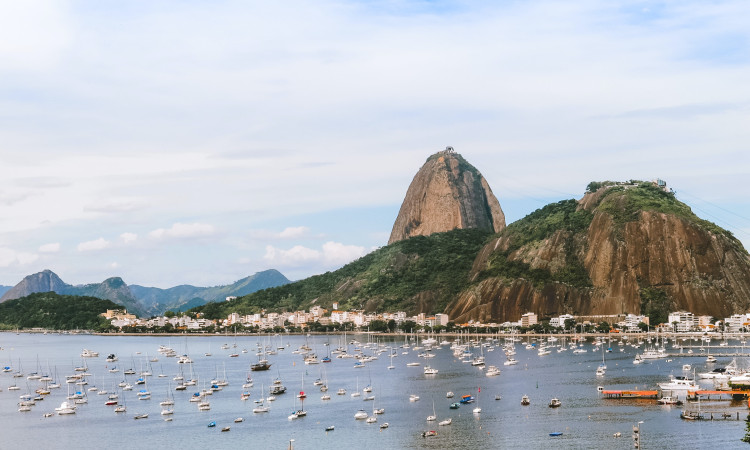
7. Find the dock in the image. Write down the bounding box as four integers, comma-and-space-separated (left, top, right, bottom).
601, 390, 659, 399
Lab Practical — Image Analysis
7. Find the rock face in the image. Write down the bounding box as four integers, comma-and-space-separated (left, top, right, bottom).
0, 270, 67, 303
446, 183, 750, 323
389, 149, 505, 245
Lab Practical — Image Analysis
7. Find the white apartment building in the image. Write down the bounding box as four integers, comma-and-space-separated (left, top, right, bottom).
550, 314, 575, 328
668, 311, 696, 332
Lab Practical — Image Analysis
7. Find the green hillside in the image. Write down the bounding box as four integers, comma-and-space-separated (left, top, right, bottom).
194, 228, 492, 319
0, 292, 118, 331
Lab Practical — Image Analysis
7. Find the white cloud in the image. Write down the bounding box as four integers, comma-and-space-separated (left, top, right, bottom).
263, 241, 367, 268
77, 238, 111, 252
278, 226, 310, 239
109, 262, 119, 269
0, 247, 39, 267
320, 241, 367, 265
38, 242, 60, 253
149, 223, 216, 240
120, 232, 138, 244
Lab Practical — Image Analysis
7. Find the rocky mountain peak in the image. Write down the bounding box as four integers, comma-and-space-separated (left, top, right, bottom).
0, 269, 67, 302
389, 148, 506, 244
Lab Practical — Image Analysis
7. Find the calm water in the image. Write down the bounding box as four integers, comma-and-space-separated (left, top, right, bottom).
1, 332, 747, 449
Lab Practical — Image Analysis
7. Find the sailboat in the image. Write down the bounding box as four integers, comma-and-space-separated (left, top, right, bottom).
253, 384, 270, 413
473, 387, 482, 414
351, 377, 361, 397
427, 399, 437, 421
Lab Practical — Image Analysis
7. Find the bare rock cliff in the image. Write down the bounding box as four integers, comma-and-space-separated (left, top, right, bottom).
0, 269, 67, 302
446, 183, 750, 323
389, 149, 505, 245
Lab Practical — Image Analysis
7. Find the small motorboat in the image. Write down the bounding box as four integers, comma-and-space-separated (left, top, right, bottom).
421, 430, 437, 438
549, 432, 563, 437
208, 421, 216, 427
446, 391, 454, 398
234, 417, 244, 423
379, 423, 389, 429
549, 398, 561, 408
449, 402, 460, 409
521, 395, 530, 406
495, 394, 502, 401
325, 425, 335, 431
221, 427, 230, 432
134, 413, 148, 420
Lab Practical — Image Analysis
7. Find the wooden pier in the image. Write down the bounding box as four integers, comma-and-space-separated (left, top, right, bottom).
601, 390, 659, 399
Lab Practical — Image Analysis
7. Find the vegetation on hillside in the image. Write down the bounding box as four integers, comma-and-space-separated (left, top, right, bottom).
476, 199, 593, 289
193, 228, 492, 319
0, 292, 118, 331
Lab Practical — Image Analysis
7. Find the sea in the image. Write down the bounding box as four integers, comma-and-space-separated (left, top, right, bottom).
1, 332, 747, 449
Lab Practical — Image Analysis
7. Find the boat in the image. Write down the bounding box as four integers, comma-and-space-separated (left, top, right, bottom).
221, 427, 230, 432
55, 401, 76, 415
446, 391, 454, 398
427, 400, 437, 421
706, 355, 717, 363
521, 395, 530, 405
495, 394, 502, 401
134, 413, 148, 419
208, 421, 216, 427
251, 362, 271, 371
658, 396, 683, 405
379, 423, 389, 429
354, 409, 368, 419
80, 349, 99, 358
421, 430, 437, 438
459, 395, 474, 404
409, 394, 420, 402
366, 416, 377, 423
449, 402, 460, 409
504, 358, 518, 366
325, 425, 335, 431
486, 365, 501, 376
424, 366, 438, 375
658, 375, 697, 391
439, 418, 452, 426
548, 398, 561, 408
549, 432, 563, 437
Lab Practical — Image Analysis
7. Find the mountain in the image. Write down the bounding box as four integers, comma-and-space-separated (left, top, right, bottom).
447, 181, 750, 324
1, 269, 291, 318
60, 277, 143, 318
196, 180, 750, 327
389, 148, 505, 245
1, 270, 69, 303
130, 269, 291, 315
0, 270, 146, 317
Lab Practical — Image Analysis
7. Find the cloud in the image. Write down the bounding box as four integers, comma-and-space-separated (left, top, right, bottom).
84, 199, 148, 214
109, 262, 119, 269
120, 232, 138, 244
0, 247, 39, 267
149, 222, 216, 240
278, 226, 310, 239
77, 238, 111, 252
39, 242, 60, 253
263, 241, 367, 268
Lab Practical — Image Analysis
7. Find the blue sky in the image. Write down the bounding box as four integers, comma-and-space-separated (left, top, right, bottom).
1, 0, 748, 288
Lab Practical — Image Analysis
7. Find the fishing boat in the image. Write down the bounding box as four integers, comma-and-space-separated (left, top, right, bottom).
548, 398, 561, 408
325, 425, 335, 431
521, 394, 530, 405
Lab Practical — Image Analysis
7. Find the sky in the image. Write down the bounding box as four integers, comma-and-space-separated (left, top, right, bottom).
1, 0, 749, 288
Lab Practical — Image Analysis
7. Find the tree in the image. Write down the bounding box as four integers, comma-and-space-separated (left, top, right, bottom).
637, 322, 649, 332
563, 318, 576, 331
742, 414, 750, 443
596, 322, 610, 334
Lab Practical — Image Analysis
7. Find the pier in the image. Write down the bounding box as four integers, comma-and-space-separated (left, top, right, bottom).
601, 390, 659, 399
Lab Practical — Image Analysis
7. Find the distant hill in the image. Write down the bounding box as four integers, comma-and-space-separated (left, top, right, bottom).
0, 292, 119, 331
1, 269, 291, 318
130, 269, 291, 315
1, 270, 146, 317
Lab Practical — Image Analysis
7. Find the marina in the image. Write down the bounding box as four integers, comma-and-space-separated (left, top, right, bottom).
2, 332, 750, 448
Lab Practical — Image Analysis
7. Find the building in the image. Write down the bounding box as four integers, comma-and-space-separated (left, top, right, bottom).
668, 311, 696, 332
520, 312, 538, 327
550, 314, 575, 328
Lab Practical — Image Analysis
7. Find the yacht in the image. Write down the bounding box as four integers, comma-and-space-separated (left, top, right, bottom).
485, 366, 501, 377
424, 366, 438, 375
658, 375, 697, 391
354, 409, 368, 419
